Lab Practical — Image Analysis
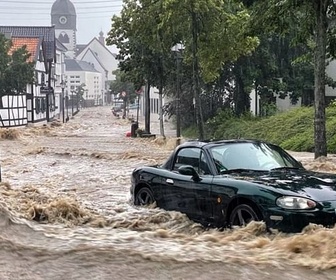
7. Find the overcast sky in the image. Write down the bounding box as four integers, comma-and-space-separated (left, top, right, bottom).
0, 0, 123, 47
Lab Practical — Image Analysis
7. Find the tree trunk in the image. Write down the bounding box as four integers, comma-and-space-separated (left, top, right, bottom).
234, 66, 250, 116
158, 82, 165, 138
145, 80, 151, 134
122, 98, 127, 119
314, 0, 328, 158
191, 11, 205, 140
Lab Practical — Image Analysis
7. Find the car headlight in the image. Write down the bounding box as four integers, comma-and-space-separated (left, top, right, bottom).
276, 196, 317, 210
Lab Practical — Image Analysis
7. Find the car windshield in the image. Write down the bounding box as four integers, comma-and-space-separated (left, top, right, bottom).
210, 142, 302, 172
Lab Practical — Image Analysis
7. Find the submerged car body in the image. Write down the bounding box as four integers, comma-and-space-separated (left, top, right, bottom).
130, 139, 336, 232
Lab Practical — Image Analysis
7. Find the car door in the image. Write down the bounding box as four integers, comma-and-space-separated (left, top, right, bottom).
160, 147, 213, 222
192, 150, 214, 224
160, 169, 195, 215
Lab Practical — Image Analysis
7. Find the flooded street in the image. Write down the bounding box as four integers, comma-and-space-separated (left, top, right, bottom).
1, 107, 336, 279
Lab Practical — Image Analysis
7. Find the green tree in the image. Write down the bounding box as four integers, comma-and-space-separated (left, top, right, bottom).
231, 34, 314, 117
110, 69, 135, 119
107, 0, 175, 136
252, 0, 336, 158
161, 0, 259, 139
108, 0, 258, 139
75, 83, 86, 103
0, 34, 34, 107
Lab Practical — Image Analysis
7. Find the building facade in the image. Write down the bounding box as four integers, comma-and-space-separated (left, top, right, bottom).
64, 59, 103, 107
0, 26, 57, 126
76, 34, 119, 105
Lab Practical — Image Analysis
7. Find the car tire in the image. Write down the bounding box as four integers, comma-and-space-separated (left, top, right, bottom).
134, 187, 155, 206
229, 204, 260, 227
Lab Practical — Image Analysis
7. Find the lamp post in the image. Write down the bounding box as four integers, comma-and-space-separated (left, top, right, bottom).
71, 90, 75, 116
65, 90, 69, 122
76, 90, 79, 112
171, 43, 184, 146
101, 89, 104, 106
60, 80, 65, 123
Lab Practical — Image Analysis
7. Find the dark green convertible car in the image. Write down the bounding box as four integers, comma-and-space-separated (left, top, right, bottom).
130, 139, 336, 232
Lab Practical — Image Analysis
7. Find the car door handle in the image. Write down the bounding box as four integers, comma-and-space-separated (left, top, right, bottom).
166, 178, 174, 185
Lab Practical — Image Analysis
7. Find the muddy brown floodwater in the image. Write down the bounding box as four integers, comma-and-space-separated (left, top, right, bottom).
1, 107, 336, 280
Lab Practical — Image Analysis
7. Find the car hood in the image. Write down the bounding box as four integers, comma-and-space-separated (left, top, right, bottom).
230, 169, 336, 202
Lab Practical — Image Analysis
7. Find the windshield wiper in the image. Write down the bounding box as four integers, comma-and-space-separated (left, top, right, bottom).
270, 167, 300, 171
220, 168, 266, 174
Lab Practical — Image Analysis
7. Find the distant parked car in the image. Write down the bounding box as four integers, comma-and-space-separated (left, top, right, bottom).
111, 104, 123, 113
131, 139, 336, 233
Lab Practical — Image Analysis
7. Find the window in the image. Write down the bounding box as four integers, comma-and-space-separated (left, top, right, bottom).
173, 148, 211, 175
150, 98, 159, 114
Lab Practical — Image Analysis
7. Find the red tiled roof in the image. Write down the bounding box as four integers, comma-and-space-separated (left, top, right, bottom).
9, 37, 40, 62
0, 26, 55, 61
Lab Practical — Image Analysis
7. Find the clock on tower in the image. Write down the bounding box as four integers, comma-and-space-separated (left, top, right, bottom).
59, 15, 68, 24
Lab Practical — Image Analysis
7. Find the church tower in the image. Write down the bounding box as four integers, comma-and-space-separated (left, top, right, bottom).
51, 0, 77, 58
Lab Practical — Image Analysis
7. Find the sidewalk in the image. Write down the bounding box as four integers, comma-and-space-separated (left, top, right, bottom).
130, 111, 176, 138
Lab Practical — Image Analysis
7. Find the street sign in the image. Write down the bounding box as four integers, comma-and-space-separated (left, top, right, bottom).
40, 87, 54, 95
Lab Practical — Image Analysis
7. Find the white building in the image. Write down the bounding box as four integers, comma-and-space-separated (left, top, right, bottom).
250, 88, 301, 116
326, 60, 336, 99
53, 39, 68, 119
64, 59, 103, 106
0, 26, 57, 126
76, 33, 119, 105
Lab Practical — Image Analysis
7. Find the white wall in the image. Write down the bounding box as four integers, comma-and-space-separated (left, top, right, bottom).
250, 88, 260, 116
53, 49, 65, 118
76, 39, 118, 81
65, 70, 102, 104
85, 71, 102, 104
275, 93, 301, 111
138, 86, 169, 121
0, 94, 27, 127
250, 89, 301, 115
326, 60, 336, 97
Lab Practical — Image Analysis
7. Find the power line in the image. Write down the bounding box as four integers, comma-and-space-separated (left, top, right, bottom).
0, 10, 121, 15
0, 9, 120, 13
0, 15, 116, 20
0, 4, 122, 10
1, 0, 122, 4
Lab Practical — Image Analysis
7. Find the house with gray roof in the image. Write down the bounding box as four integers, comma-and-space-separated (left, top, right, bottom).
75, 32, 119, 105
64, 59, 103, 107
0, 25, 58, 126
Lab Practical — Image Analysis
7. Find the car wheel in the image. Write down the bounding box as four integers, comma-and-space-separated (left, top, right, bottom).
134, 187, 155, 206
229, 204, 260, 227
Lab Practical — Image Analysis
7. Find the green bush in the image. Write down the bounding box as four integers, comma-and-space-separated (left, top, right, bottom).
281, 130, 314, 152
203, 105, 336, 152
182, 125, 198, 139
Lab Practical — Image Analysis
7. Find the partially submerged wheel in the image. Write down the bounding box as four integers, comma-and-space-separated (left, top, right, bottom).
134, 187, 155, 206
229, 204, 260, 227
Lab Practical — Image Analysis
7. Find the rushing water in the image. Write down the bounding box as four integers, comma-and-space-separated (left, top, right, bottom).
1, 107, 336, 280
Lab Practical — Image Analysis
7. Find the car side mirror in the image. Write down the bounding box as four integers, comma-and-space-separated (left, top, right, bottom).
178, 165, 201, 181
